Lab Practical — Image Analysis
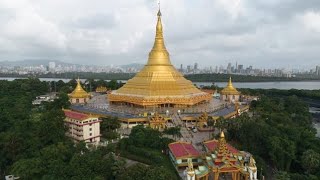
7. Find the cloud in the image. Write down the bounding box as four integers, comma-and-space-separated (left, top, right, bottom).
0, 0, 319, 69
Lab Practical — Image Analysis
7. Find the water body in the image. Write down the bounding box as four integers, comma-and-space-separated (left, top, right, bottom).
1, 77, 320, 90
196, 81, 320, 90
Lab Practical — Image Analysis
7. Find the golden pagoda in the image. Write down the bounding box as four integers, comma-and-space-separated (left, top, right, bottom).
108, 9, 211, 107
95, 86, 108, 93
220, 77, 240, 103
68, 79, 91, 104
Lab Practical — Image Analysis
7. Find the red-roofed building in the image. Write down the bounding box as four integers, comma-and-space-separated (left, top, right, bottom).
63, 109, 101, 144
168, 142, 202, 169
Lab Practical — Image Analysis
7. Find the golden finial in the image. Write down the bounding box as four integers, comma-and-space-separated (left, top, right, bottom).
147, 3, 171, 65
157, 0, 161, 16
220, 76, 240, 95
220, 131, 225, 138
228, 77, 233, 87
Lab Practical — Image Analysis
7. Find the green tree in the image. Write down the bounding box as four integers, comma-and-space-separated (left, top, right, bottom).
301, 149, 320, 174
163, 127, 181, 140
145, 166, 177, 180
11, 158, 43, 179
275, 171, 290, 180
101, 117, 121, 131
117, 163, 150, 180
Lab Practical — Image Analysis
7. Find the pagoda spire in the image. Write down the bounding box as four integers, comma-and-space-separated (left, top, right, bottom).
228, 77, 233, 87
217, 131, 230, 157
147, 6, 171, 65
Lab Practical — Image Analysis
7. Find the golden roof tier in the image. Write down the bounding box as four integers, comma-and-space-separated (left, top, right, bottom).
108, 9, 211, 107
68, 79, 91, 98
220, 77, 240, 95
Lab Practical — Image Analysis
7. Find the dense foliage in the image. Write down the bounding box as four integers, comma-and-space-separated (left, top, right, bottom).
240, 88, 320, 100
184, 73, 318, 82
118, 125, 178, 179
0, 79, 173, 180
100, 117, 121, 140
226, 95, 320, 179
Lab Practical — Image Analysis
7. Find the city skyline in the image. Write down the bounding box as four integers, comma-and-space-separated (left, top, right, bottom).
1, 59, 319, 78
0, 1, 320, 68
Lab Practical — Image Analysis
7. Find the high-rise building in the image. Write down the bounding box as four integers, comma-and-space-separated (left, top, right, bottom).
194, 63, 198, 71
227, 63, 232, 74
316, 66, 320, 76
187, 65, 191, 73
238, 65, 243, 70
49, 61, 56, 71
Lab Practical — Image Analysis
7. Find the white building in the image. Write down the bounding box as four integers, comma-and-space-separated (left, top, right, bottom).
63, 109, 101, 144
49, 61, 56, 71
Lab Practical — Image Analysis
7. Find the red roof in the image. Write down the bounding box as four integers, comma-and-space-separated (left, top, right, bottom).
226, 144, 239, 154
204, 140, 219, 151
204, 140, 239, 154
169, 142, 200, 159
64, 110, 90, 120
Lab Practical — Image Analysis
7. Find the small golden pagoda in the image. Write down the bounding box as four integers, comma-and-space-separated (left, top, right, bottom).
220, 77, 240, 103
108, 9, 211, 107
95, 86, 108, 93
68, 79, 91, 104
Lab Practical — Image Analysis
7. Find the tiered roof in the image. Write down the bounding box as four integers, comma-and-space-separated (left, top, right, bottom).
68, 79, 91, 98
204, 132, 242, 172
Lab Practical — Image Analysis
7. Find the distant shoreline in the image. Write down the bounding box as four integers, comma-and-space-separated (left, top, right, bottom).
0, 74, 320, 83
1, 76, 320, 83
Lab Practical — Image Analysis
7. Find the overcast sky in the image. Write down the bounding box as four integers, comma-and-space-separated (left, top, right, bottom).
0, 0, 320, 69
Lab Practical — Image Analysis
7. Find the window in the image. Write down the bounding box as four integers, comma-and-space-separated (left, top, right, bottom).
76, 99, 79, 103
89, 128, 92, 131
89, 124, 92, 126
89, 133, 92, 136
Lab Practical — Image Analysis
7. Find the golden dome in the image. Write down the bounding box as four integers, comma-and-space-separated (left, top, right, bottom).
68, 79, 91, 98
108, 9, 211, 106
220, 77, 240, 95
